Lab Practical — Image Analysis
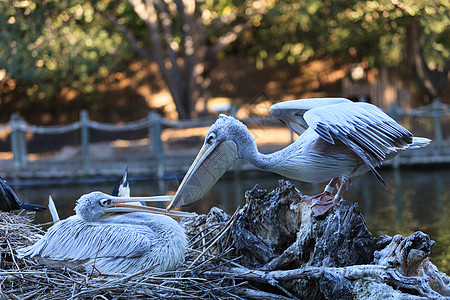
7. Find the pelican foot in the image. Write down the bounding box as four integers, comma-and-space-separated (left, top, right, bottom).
302, 192, 337, 217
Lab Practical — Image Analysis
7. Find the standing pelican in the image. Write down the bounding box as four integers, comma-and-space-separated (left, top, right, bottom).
0, 176, 47, 212
167, 98, 431, 216
18, 192, 193, 274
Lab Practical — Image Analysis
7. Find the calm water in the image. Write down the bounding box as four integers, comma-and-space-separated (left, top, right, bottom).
12, 167, 450, 274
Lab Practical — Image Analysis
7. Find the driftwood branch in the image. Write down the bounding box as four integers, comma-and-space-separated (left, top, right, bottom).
229, 180, 450, 299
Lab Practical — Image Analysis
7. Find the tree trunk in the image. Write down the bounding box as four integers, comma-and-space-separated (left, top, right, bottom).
404, 16, 440, 103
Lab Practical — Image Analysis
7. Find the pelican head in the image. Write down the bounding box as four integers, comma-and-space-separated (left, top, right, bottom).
75, 191, 112, 222
167, 115, 258, 211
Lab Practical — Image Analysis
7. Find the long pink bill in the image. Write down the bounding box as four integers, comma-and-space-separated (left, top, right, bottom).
104, 203, 197, 218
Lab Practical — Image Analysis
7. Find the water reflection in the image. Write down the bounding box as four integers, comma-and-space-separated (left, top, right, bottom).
12, 167, 450, 274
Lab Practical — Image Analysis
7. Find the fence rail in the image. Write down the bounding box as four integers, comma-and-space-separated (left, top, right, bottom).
0, 99, 449, 178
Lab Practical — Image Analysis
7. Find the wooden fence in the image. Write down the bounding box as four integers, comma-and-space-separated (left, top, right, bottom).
0, 99, 449, 178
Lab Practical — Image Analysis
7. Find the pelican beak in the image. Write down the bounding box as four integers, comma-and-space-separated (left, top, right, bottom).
110, 195, 174, 203
104, 204, 197, 218
104, 195, 197, 218
166, 140, 238, 211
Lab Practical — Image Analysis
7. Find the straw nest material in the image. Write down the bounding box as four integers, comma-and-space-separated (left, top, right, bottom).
0, 208, 246, 300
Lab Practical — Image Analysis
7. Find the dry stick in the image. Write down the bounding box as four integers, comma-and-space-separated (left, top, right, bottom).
22, 273, 66, 285
188, 223, 223, 246
192, 219, 237, 250
199, 229, 206, 261
22, 286, 48, 300
55, 272, 85, 286
89, 239, 104, 278
186, 246, 244, 269
204, 265, 388, 282
64, 266, 89, 279
126, 281, 184, 292
71, 279, 183, 300
71, 282, 78, 300
5, 238, 22, 277
0, 276, 8, 300
188, 209, 239, 269
0, 271, 46, 276
9, 274, 53, 287
235, 287, 293, 300
188, 223, 224, 245
191, 246, 235, 271
105, 265, 158, 285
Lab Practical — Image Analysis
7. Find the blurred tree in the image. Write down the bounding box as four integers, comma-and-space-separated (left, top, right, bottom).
96, 0, 254, 118
1, 0, 447, 122
0, 1, 132, 122
348, 0, 449, 102
242, 0, 449, 103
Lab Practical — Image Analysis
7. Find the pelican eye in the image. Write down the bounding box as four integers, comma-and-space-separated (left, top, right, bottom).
206, 132, 216, 145
99, 198, 113, 207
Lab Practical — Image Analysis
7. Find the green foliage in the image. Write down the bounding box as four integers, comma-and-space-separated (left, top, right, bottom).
0, 0, 447, 118
240, 0, 448, 70
0, 0, 131, 105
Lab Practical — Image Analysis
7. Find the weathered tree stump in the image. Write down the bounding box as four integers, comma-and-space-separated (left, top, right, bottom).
228, 180, 450, 299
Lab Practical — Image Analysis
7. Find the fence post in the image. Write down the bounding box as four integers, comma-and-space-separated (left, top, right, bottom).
80, 110, 90, 173
432, 98, 443, 154
10, 114, 28, 168
17, 115, 28, 164
10, 114, 21, 169
149, 112, 164, 177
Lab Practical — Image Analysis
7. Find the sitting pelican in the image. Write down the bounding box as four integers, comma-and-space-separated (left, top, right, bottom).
167, 98, 431, 216
18, 192, 193, 275
0, 176, 47, 212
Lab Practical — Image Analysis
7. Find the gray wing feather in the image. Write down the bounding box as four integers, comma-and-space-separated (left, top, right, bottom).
303, 102, 412, 185
18, 216, 155, 261
269, 98, 352, 136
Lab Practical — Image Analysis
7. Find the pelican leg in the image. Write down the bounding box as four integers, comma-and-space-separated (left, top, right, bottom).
333, 177, 350, 202
302, 178, 338, 204
301, 178, 338, 217
303, 177, 346, 217
323, 177, 339, 194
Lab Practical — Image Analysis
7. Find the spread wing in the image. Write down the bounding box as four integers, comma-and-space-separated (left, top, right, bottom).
18, 216, 157, 263
303, 102, 412, 185
269, 98, 352, 136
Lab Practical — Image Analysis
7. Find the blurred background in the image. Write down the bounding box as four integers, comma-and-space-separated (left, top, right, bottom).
0, 0, 449, 272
